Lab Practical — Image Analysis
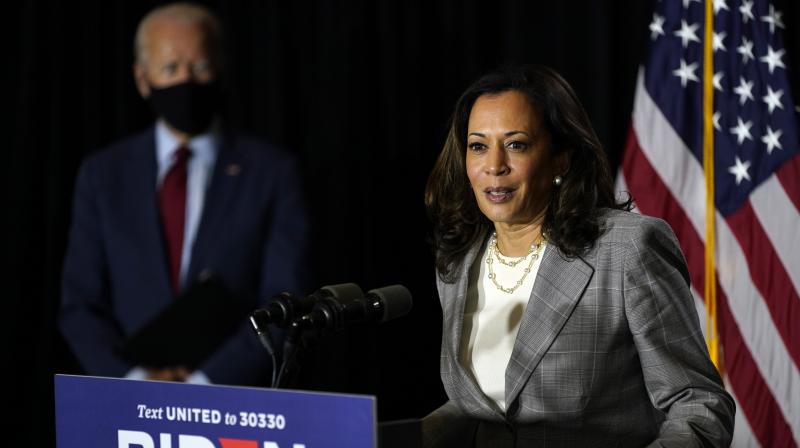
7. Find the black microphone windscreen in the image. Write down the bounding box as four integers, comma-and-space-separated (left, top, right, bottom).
367, 285, 413, 322
319, 283, 363, 302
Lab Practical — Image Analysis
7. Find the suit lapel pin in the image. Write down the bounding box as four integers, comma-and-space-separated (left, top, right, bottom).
226, 164, 241, 176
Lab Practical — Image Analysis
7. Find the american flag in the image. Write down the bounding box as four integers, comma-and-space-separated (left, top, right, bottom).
618, 0, 800, 446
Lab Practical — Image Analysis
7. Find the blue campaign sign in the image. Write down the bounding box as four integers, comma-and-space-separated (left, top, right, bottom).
54, 374, 376, 448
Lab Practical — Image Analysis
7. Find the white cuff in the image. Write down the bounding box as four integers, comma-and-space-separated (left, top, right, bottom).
125, 367, 148, 380
186, 371, 212, 385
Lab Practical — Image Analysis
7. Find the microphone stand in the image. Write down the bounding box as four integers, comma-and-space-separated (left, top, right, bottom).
274, 320, 304, 388
253, 284, 412, 388
251, 305, 313, 389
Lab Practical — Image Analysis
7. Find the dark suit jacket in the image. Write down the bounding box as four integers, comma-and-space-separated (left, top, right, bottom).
59, 126, 309, 386
424, 210, 734, 447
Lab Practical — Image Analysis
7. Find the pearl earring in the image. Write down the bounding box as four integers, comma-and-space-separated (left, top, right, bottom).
553, 175, 563, 186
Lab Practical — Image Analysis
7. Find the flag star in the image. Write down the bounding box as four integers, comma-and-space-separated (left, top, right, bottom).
760, 45, 786, 74
672, 59, 699, 87
712, 31, 727, 52
712, 111, 721, 131
737, 37, 754, 64
674, 20, 701, 48
712, 72, 724, 92
761, 4, 785, 34
683, 0, 701, 8
739, 0, 755, 23
761, 126, 783, 154
733, 77, 755, 105
762, 86, 784, 114
730, 117, 753, 144
728, 157, 752, 185
713, 0, 729, 14
649, 14, 666, 40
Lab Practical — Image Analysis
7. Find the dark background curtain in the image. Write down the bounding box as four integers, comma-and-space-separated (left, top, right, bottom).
7, 1, 799, 445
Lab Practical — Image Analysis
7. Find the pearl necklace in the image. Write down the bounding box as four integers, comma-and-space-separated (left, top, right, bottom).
485, 232, 544, 294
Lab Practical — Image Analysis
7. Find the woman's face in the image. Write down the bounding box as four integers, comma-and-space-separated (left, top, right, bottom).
466, 90, 561, 227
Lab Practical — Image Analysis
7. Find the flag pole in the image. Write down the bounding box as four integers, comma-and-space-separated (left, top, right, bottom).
703, 0, 720, 370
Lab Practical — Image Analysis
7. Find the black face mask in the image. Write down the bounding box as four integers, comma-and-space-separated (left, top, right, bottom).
148, 80, 220, 135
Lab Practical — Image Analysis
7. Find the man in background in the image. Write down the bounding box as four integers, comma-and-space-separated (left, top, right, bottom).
59, 2, 308, 385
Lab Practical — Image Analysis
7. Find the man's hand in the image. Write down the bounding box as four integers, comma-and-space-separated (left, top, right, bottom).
145, 367, 191, 382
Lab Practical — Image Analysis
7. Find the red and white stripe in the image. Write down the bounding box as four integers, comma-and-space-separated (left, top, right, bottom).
617, 69, 800, 447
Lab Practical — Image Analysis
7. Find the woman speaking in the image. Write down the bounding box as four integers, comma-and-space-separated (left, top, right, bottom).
423, 65, 734, 447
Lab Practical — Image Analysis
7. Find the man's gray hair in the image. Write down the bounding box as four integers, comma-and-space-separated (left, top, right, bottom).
134, 2, 223, 67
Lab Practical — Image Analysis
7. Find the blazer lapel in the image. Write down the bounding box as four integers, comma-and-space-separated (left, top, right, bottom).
444, 238, 506, 419
125, 128, 173, 310
504, 246, 594, 408
446, 241, 481, 356
186, 134, 243, 283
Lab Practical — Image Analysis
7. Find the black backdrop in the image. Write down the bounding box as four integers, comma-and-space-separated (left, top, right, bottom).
8, 1, 799, 445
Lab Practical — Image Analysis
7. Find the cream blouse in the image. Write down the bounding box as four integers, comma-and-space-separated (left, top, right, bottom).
460, 239, 545, 411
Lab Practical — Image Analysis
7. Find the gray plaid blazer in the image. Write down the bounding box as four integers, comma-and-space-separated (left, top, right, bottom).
423, 210, 734, 448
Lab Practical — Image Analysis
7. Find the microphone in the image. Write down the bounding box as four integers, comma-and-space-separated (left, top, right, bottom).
249, 283, 363, 358
360, 285, 414, 323
250, 283, 411, 388
296, 284, 413, 331
250, 283, 364, 329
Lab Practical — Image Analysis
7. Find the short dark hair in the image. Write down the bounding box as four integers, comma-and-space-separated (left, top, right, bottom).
425, 64, 631, 282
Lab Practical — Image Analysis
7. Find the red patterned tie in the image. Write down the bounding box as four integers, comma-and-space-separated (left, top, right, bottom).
159, 146, 192, 296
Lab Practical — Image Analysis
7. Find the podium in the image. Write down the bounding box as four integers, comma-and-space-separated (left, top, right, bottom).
55, 374, 383, 448
55, 375, 421, 448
